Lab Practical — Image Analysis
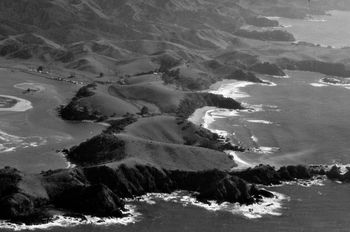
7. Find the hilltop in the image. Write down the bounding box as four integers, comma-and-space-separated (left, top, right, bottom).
1, 0, 350, 226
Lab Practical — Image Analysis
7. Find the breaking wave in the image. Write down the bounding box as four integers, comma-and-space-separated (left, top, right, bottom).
0, 205, 140, 231
0, 130, 47, 153
130, 191, 289, 219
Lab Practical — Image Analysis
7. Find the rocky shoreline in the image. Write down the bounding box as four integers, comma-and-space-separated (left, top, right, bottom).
1, 161, 349, 226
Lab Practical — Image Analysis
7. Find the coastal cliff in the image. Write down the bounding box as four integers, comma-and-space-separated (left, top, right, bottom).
1, 162, 350, 225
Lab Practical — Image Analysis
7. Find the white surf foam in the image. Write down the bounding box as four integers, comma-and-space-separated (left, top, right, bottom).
273, 74, 290, 79
251, 135, 259, 143
202, 108, 240, 130
209, 81, 255, 99
247, 120, 274, 125
0, 95, 32, 112
131, 191, 288, 219
0, 205, 140, 231
225, 151, 252, 169
310, 83, 327, 87
265, 16, 281, 20
261, 80, 277, 87
285, 176, 326, 187
280, 24, 292, 28
253, 146, 280, 154
306, 18, 327, 22
319, 78, 350, 88
0, 130, 47, 153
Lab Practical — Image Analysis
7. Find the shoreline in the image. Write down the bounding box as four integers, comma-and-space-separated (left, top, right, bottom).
0, 205, 140, 231
0, 129, 47, 153
14, 82, 46, 92
0, 95, 32, 112
189, 79, 271, 169
129, 190, 289, 220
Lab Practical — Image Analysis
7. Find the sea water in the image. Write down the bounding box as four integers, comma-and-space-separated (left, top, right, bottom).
5, 71, 350, 232
3, 12, 350, 232
277, 10, 350, 48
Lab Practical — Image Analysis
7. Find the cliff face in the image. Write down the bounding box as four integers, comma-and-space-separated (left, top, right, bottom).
226, 70, 264, 83
0, 165, 273, 224
1, 163, 349, 225
177, 93, 243, 119
233, 165, 316, 185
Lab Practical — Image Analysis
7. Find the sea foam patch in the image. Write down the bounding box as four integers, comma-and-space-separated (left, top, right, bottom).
252, 146, 280, 155
131, 191, 289, 219
209, 81, 255, 99
273, 74, 290, 79
225, 151, 252, 169
261, 80, 277, 87
247, 120, 274, 125
0, 130, 47, 153
284, 176, 326, 187
318, 77, 350, 88
310, 83, 327, 87
0, 205, 140, 231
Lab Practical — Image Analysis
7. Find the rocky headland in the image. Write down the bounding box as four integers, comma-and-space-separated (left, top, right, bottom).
2, 0, 350, 228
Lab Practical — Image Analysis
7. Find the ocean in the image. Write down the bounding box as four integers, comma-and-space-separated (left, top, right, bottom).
2, 10, 350, 232
276, 10, 350, 48
10, 70, 349, 232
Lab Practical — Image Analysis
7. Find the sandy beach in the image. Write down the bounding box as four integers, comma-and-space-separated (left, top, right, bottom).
0, 95, 32, 112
